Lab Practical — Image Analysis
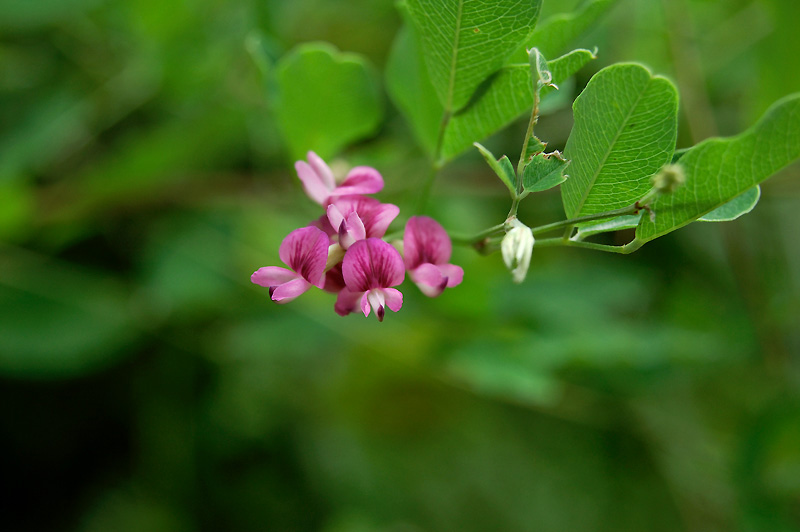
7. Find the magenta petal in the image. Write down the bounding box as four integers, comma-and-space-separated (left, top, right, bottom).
342, 238, 405, 293
271, 277, 312, 303
295, 160, 331, 205
403, 216, 453, 270
439, 263, 464, 287
251, 266, 298, 288
410, 263, 448, 297
383, 288, 403, 312
326, 204, 345, 234
334, 288, 362, 316
361, 291, 373, 318
332, 166, 384, 197
364, 203, 400, 238
307, 151, 336, 190
278, 226, 329, 288
338, 212, 366, 250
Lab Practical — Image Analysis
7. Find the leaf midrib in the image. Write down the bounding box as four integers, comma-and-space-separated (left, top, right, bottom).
444, 0, 465, 113
571, 78, 651, 217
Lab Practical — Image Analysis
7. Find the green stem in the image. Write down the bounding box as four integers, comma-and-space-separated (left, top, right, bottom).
535, 237, 644, 254
450, 223, 506, 245
416, 111, 451, 214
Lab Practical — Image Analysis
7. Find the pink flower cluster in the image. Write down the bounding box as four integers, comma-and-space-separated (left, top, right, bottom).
251, 152, 463, 321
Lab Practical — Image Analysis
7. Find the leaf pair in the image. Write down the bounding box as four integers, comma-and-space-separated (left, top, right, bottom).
563, 63, 800, 243
388, 0, 613, 162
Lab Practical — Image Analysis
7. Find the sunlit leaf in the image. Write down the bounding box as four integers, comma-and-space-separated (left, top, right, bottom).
698, 186, 760, 222
405, 0, 542, 113
637, 95, 800, 242
562, 63, 678, 218
441, 48, 595, 160
522, 152, 568, 193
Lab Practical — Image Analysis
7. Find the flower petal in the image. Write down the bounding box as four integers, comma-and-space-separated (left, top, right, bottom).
278, 226, 329, 288
342, 238, 405, 292
382, 288, 403, 312
307, 151, 336, 189
296, 161, 331, 205
439, 263, 464, 287
337, 211, 367, 250
328, 196, 399, 239
332, 166, 384, 198
334, 288, 363, 316
323, 263, 346, 293
403, 216, 452, 270
364, 202, 400, 238
409, 263, 448, 297
250, 266, 298, 288
271, 277, 312, 303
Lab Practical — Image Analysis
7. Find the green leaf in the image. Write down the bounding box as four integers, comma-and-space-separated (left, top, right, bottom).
474, 142, 516, 197
405, 0, 542, 113
573, 214, 642, 240
527, 0, 618, 58
274, 42, 382, 160
561, 63, 679, 218
522, 152, 568, 193
441, 48, 595, 160
637, 94, 800, 241
385, 24, 442, 155
698, 186, 761, 222
529, 47, 553, 93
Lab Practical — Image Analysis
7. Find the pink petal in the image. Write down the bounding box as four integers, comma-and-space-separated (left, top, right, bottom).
439, 264, 464, 287
337, 211, 366, 250
331, 166, 384, 198
295, 160, 332, 205
342, 238, 405, 293
271, 277, 312, 303
364, 202, 400, 238
307, 151, 336, 190
251, 266, 298, 288
310, 214, 337, 241
278, 226, 329, 288
382, 288, 403, 312
403, 216, 452, 270
326, 204, 345, 234
334, 288, 363, 316
323, 263, 346, 293
409, 263, 448, 297
327, 196, 399, 238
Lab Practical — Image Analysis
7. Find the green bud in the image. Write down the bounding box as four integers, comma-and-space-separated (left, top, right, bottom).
651, 163, 686, 194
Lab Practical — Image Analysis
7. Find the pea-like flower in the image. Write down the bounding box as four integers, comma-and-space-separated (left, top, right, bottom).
403, 216, 464, 297
334, 238, 405, 321
295, 151, 384, 205
326, 195, 400, 249
250, 226, 329, 303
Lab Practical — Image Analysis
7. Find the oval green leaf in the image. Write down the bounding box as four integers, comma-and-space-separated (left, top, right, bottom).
561, 63, 679, 218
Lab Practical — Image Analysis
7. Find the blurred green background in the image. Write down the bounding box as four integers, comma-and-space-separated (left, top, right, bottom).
1, 0, 800, 530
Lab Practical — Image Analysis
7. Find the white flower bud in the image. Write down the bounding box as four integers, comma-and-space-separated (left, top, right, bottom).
501, 219, 535, 284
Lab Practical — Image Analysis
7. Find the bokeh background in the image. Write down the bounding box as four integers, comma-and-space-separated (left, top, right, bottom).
2, 0, 800, 530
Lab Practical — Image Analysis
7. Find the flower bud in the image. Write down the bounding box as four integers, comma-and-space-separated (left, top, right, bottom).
501, 219, 535, 284
651, 163, 686, 194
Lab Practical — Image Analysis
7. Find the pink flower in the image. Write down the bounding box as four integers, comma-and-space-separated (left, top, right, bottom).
295, 151, 384, 205
326, 195, 400, 249
334, 238, 404, 321
251, 226, 329, 303
403, 216, 464, 297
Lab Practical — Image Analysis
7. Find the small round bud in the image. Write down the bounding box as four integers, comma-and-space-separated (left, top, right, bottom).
651, 163, 686, 194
